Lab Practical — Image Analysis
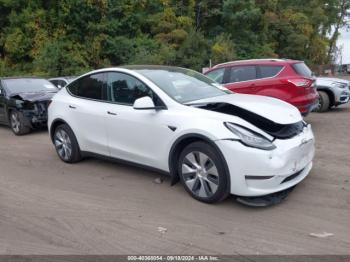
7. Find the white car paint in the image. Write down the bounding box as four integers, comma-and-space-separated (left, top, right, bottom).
48, 67, 315, 198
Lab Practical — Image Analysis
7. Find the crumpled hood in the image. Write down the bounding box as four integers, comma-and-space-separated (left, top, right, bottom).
187, 94, 302, 124
10, 91, 57, 102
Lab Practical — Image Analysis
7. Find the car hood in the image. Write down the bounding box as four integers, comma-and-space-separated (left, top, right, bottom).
9, 91, 57, 102
316, 77, 349, 84
187, 94, 302, 125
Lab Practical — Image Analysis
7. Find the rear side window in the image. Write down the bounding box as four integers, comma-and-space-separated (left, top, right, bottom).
292, 63, 312, 77
59, 80, 67, 87
229, 66, 257, 83
68, 73, 108, 101
259, 65, 283, 78
206, 68, 225, 84
50, 80, 59, 87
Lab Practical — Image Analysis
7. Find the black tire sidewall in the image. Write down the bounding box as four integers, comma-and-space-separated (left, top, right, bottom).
54, 124, 81, 163
10, 110, 30, 136
317, 91, 330, 112
178, 141, 229, 203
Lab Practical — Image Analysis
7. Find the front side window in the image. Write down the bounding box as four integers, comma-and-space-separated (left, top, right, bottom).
59, 80, 68, 88
68, 73, 108, 101
107, 72, 161, 106
50, 80, 59, 87
206, 68, 225, 84
229, 66, 257, 83
259, 65, 283, 78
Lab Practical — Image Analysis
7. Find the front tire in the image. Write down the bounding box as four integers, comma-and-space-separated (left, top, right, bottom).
315, 91, 330, 112
53, 124, 82, 163
178, 141, 229, 203
10, 110, 31, 136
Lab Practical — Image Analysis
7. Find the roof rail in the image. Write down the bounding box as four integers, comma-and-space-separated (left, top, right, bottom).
213, 58, 286, 68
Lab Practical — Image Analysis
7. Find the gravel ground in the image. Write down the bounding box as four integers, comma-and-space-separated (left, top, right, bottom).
0, 104, 349, 255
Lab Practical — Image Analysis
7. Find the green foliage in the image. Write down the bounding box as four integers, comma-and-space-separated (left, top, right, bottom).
0, 0, 348, 76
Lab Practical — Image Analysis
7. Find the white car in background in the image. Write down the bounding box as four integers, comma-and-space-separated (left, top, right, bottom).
48, 66, 315, 205
49, 76, 77, 89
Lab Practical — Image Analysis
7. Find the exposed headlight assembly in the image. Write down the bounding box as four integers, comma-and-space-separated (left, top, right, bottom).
224, 122, 276, 150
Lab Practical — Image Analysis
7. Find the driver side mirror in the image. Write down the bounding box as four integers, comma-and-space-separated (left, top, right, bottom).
0, 89, 4, 96
133, 96, 166, 110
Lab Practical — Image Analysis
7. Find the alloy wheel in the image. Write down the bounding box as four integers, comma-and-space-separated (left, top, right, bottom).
11, 113, 20, 133
316, 96, 322, 111
181, 151, 219, 198
54, 129, 73, 161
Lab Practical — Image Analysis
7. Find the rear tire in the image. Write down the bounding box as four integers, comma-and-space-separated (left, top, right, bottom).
10, 110, 31, 136
53, 124, 82, 163
315, 91, 330, 113
178, 141, 229, 203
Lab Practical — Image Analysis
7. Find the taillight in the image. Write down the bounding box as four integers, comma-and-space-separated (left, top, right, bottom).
287, 79, 312, 88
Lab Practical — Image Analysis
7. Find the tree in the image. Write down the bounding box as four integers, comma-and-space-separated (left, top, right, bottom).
0, 0, 348, 76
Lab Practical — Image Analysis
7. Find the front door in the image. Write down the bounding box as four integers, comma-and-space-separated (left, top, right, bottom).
104, 72, 173, 170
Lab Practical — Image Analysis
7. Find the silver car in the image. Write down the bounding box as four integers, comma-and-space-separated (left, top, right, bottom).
315, 77, 350, 112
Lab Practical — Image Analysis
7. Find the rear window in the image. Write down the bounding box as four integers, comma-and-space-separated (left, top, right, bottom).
292, 63, 312, 77
68, 73, 108, 101
259, 65, 283, 78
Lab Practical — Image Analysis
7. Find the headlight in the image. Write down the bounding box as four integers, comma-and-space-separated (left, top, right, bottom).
224, 123, 276, 150
331, 82, 347, 89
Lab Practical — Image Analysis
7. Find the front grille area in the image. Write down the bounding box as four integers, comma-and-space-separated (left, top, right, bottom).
281, 168, 304, 184
265, 121, 305, 140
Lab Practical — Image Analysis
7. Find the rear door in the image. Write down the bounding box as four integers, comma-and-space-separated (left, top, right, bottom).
225, 65, 258, 94
253, 65, 285, 98
65, 73, 110, 156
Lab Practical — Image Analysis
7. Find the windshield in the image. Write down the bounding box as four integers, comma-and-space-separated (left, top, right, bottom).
3, 78, 58, 94
132, 67, 231, 103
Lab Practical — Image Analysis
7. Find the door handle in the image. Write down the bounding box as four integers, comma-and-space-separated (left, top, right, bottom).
69, 105, 76, 109
107, 111, 117, 116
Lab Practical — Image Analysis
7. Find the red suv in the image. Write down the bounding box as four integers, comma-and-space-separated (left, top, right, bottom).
204, 59, 318, 116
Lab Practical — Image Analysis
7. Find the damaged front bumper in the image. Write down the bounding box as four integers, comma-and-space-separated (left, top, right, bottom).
215, 124, 315, 197
20, 102, 49, 128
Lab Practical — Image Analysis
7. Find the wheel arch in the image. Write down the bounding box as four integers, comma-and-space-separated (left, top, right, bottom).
6, 106, 17, 123
168, 133, 230, 190
50, 118, 70, 142
317, 87, 335, 107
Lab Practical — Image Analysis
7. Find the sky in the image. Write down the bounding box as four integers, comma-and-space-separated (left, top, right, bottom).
338, 27, 350, 64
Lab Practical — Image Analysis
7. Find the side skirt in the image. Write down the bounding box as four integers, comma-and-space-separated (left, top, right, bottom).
81, 151, 171, 177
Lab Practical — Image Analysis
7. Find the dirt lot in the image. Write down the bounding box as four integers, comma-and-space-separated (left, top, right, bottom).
0, 104, 349, 255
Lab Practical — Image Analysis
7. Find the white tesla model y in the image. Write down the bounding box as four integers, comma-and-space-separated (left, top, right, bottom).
48, 66, 315, 204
